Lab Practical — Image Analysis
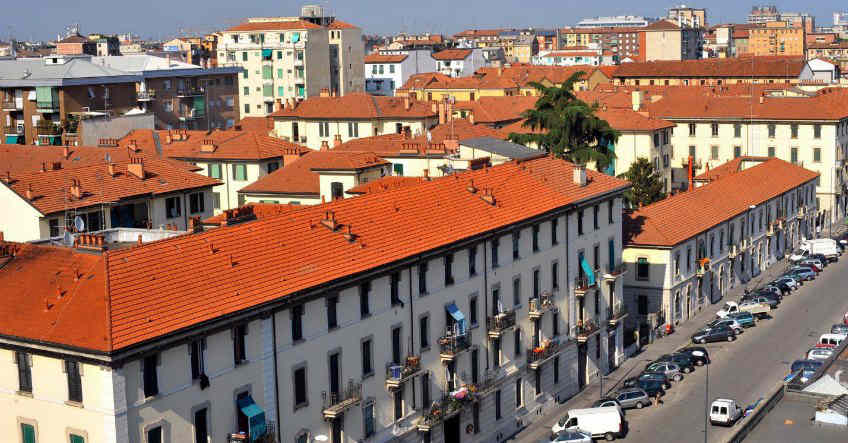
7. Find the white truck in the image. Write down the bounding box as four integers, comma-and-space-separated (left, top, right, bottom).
710, 398, 743, 426
716, 301, 770, 319
552, 407, 625, 441
791, 239, 840, 262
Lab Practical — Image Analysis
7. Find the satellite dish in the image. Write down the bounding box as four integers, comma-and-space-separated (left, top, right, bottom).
73, 216, 85, 232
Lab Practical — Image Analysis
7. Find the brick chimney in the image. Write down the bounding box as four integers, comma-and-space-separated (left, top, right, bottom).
320, 88, 330, 97
333, 134, 342, 148
62, 146, 70, 159
573, 164, 587, 187
107, 163, 117, 177
200, 139, 217, 152
320, 140, 330, 151
69, 178, 82, 199
25, 184, 33, 200
404, 95, 411, 111
127, 157, 145, 179
631, 90, 643, 111
438, 102, 446, 125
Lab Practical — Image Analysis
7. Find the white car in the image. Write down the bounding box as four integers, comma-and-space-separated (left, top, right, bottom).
772, 276, 799, 290
707, 318, 744, 335
548, 430, 593, 443
710, 398, 743, 426
807, 347, 834, 361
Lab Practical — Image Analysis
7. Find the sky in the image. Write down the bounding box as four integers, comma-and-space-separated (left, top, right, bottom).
5, 0, 848, 42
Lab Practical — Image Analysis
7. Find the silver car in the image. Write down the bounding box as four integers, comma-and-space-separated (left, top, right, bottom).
613, 388, 651, 409
646, 361, 684, 382
548, 430, 593, 443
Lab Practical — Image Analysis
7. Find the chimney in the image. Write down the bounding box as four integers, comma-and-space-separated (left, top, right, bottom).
40, 162, 46, 173
127, 157, 145, 179
25, 184, 33, 200
469, 113, 475, 125
631, 90, 643, 111
165, 132, 172, 144
333, 134, 342, 148
127, 139, 138, 152
443, 138, 459, 152
274, 98, 283, 112
759, 96, 764, 104
320, 140, 330, 151
320, 87, 330, 97
69, 178, 82, 199
200, 139, 217, 152
286, 98, 294, 110
573, 164, 587, 187
438, 102, 446, 125
446, 101, 453, 123
497, 66, 503, 76
107, 163, 117, 177
62, 146, 70, 159
404, 95, 411, 111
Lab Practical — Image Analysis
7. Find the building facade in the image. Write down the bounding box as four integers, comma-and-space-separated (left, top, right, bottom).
745, 21, 806, 57
364, 50, 438, 96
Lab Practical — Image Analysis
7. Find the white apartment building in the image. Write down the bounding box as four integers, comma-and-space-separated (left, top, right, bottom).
622, 158, 818, 332
365, 49, 438, 96
432, 48, 488, 78
218, 6, 364, 119
0, 156, 630, 443
576, 16, 655, 28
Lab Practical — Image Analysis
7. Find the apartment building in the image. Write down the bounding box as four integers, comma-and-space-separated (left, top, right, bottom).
577, 16, 654, 28
270, 92, 438, 150
640, 85, 848, 227
745, 21, 806, 57
536, 49, 603, 67
623, 158, 817, 331
432, 49, 488, 77
55, 34, 97, 55
611, 56, 809, 86
365, 49, 438, 96
558, 27, 644, 62
807, 41, 848, 72
0, 156, 219, 242
667, 5, 707, 28
453, 29, 506, 49
218, 6, 364, 119
642, 20, 702, 61
0, 155, 629, 443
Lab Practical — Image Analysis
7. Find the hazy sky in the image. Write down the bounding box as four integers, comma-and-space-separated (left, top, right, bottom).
6, 1, 848, 41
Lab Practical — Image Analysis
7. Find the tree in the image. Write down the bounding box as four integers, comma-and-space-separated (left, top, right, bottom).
618, 158, 666, 208
507, 71, 620, 170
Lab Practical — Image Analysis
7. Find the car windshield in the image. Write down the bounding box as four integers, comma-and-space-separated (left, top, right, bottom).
791, 360, 823, 372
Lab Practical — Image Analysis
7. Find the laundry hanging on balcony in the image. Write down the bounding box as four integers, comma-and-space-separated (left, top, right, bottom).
261, 48, 273, 58
236, 394, 267, 441
580, 255, 595, 286
446, 302, 467, 335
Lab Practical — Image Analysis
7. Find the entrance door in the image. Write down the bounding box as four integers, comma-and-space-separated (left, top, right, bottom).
608, 332, 616, 370
331, 416, 343, 443
443, 414, 460, 443
578, 344, 587, 389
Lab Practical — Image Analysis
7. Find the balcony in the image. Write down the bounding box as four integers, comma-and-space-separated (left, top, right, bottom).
576, 319, 601, 343
321, 380, 362, 421
696, 258, 710, 277
486, 310, 516, 338
602, 263, 627, 281
527, 336, 565, 370
607, 304, 629, 327
574, 275, 597, 298
385, 356, 422, 391
438, 330, 472, 363
179, 109, 203, 120
528, 292, 556, 319
766, 222, 775, 237
1, 99, 21, 111
729, 244, 739, 258
417, 392, 475, 432
468, 367, 509, 396
36, 100, 59, 113
176, 87, 205, 97
136, 90, 156, 101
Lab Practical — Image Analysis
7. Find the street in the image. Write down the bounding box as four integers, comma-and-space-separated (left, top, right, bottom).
512, 254, 848, 443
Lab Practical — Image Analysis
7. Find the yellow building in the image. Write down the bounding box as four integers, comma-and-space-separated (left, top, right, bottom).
746, 21, 806, 57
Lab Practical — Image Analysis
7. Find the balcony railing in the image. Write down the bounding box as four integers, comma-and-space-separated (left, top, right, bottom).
486, 310, 516, 338
321, 380, 362, 421
602, 263, 627, 280
1, 100, 21, 111
467, 367, 507, 396
3, 126, 23, 136
607, 304, 629, 326
418, 392, 475, 431
528, 292, 556, 319
438, 330, 472, 361
36, 100, 59, 112
180, 109, 203, 120
176, 87, 205, 97
385, 356, 422, 390
574, 274, 597, 297
527, 336, 565, 369
729, 244, 739, 258
136, 90, 156, 101
576, 319, 600, 343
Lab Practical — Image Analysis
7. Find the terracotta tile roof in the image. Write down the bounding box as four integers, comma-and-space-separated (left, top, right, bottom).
203, 202, 304, 224
327, 20, 358, 30
57, 34, 89, 44
593, 65, 620, 78
239, 151, 388, 195
0, 145, 135, 174
271, 92, 437, 119
808, 41, 848, 49
121, 129, 310, 161
432, 49, 473, 60
397, 72, 454, 91
475, 64, 596, 87
235, 117, 273, 133
613, 56, 806, 79
346, 176, 426, 195
333, 119, 507, 156
225, 20, 321, 32
544, 51, 601, 58
454, 95, 538, 124
454, 29, 503, 38
693, 156, 770, 182
3, 158, 221, 216
644, 19, 681, 31
732, 29, 751, 39
594, 108, 675, 131
624, 158, 817, 247
364, 53, 408, 63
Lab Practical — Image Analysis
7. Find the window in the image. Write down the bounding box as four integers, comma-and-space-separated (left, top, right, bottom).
233, 324, 249, 364
534, 369, 541, 395
512, 277, 521, 306
814, 124, 821, 139
165, 196, 181, 218
147, 427, 162, 443
688, 123, 696, 136
363, 403, 375, 438
190, 338, 206, 380
362, 339, 373, 376
243, 86, 249, 96
515, 378, 523, 408
468, 245, 477, 276
551, 218, 559, 245
814, 148, 821, 163
291, 306, 303, 342
593, 205, 601, 230
674, 252, 680, 275
734, 123, 741, 138
319, 122, 330, 138
711, 145, 718, 160
791, 147, 799, 163
711, 123, 719, 137
577, 210, 584, 235
733, 146, 741, 158
16, 352, 31, 393
359, 282, 371, 318
493, 337, 501, 366
143, 354, 158, 397
689, 145, 696, 160
242, 51, 248, 61
70, 434, 85, 443
552, 262, 559, 290
514, 329, 521, 356
393, 163, 403, 176
293, 366, 307, 407
532, 225, 539, 252
491, 237, 500, 268
208, 163, 222, 179
189, 192, 205, 214
50, 218, 60, 237
790, 124, 798, 139
554, 356, 560, 384
419, 315, 430, 350
327, 295, 338, 330
687, 246, 692, 272
495, 390, 502, 420
347, 122, 358, 137
444, 254, 454, 286
422, 372, 431, 407
266, 161, 279, 174
418, 261, 428, 295
330, 182, 343, 200
512, 230, 520, 260
243, 103, 249, 114
194, 408, 209, 443
533, 269, 540, 298
232, 164, 248, 181
469, 296, 478, 326
390, 273, 401, 306
768, 146, 775, 157
768, 124, 776, 138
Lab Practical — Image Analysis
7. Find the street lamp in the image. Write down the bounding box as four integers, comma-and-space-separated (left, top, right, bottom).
703, 359, 709, 443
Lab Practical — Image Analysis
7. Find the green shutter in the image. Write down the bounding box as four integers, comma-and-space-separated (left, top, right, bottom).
70, 434, 85, 443
262, 48, 272, 58
263, 85, 273, 97
277, 86, 284, 96
193, 97, 205, 117
36, 86, 56, 109
21, 423, 35, 443
262, 65, 273, 79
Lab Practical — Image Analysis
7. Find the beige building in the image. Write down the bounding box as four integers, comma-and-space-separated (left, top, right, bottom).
623, 158, 817, 331
746, 21, 806, 57
667, 5, 707, 28
612, 56, 809, 86
642, 20, 702, 61
0, 156, 630, 443
218, 5, 364, 119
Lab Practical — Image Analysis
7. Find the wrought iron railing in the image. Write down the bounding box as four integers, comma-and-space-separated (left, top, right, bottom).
438, 330, 472, 356
486, 310, 516, 334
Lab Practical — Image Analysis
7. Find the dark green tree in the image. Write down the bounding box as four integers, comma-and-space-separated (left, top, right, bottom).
618, 157, 666, 207
507, 71, 620, 170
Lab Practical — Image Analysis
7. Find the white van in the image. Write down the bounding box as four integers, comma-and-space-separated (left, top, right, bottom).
710, 398, 743, 426
819, 333, 846, 347
791, 239, 840, 262
552, 406, 624, 441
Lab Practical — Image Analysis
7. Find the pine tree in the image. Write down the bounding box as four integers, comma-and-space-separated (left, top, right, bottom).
618, 158, 666, 207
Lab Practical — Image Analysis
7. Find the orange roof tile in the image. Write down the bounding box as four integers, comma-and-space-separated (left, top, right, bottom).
432, 49, 473, 60
271, 92, 437, 119
644, 20, 681, 31
327, 20, 358, 29
225, 20, 321, 32
121, 129, 310, 161
613, 56, 806, 78
0, 145, 136, 174
333, 119, 507, 156
475, 64, 596, 87
624, 158, 817, 247
235, 116, 273, 132
365, 53, 409, 63
454, 29, 503, 38
345, 176, 426, 195
3, 158, 221, 216
239, 151, 389, 195
203, 202, 304, 224
454, 95, 538, 124
693, 156, 770, 182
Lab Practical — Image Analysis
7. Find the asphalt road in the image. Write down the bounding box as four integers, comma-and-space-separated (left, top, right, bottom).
513, 256, 848, 443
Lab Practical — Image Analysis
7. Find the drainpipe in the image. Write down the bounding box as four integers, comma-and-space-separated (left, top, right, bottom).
483, 238, 490, 370
271, 313, 281, 442
408, 266, 416, 408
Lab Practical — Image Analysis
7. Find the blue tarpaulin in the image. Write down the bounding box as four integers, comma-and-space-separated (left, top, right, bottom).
237, 395, 266, 441
446, 302, 467, 335
580, 255, 595, 286
5, 135, 21, 144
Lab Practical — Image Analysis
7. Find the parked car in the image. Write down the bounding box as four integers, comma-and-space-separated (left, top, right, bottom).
791, 359, 824, 373
706, 318, 744, 334
612, 388, 651, 409
636, 379, 666, 397
678, 347, 711, 366
772, 276, 799, 290
692, 325, 736, 344
765, 282, 791, 296
548, 430, 593, 443
710, 398, 743, 426
831, 324, 848, 335
552, 407, 624, 441
741, 295, 778, 310
728, 311, 756, 328
717, 301, 769, 318
807, 347, 834, 361
645, 362, 684, 382
592, 398, 621, 409
638, 371, 673, 389
785, 268, 815, 281
810, 253, 830, 266
799, 259, 824, 272
653, 353, 696, 373
623, 373, 670, 391
819, 333, 846, 347
791, 264, 819, 275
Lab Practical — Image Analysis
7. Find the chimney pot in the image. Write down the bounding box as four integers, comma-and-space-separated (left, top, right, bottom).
107, 163, 117, 177
320, 140, 330, 151
62, 146, 69, 159
320, 88, 330, 97
333, 134, 342, 148
137, 234, 143, 246
404, 95, 411, 110
25, 184, 33, 200
573, 164, 587, 187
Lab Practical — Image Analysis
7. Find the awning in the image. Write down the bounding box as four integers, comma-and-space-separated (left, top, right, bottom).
5, 135, 21, 144
446, 303, 467, 335
580, 256, 595, 286
237, 395, 266, 441
261, 48, 273, 58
